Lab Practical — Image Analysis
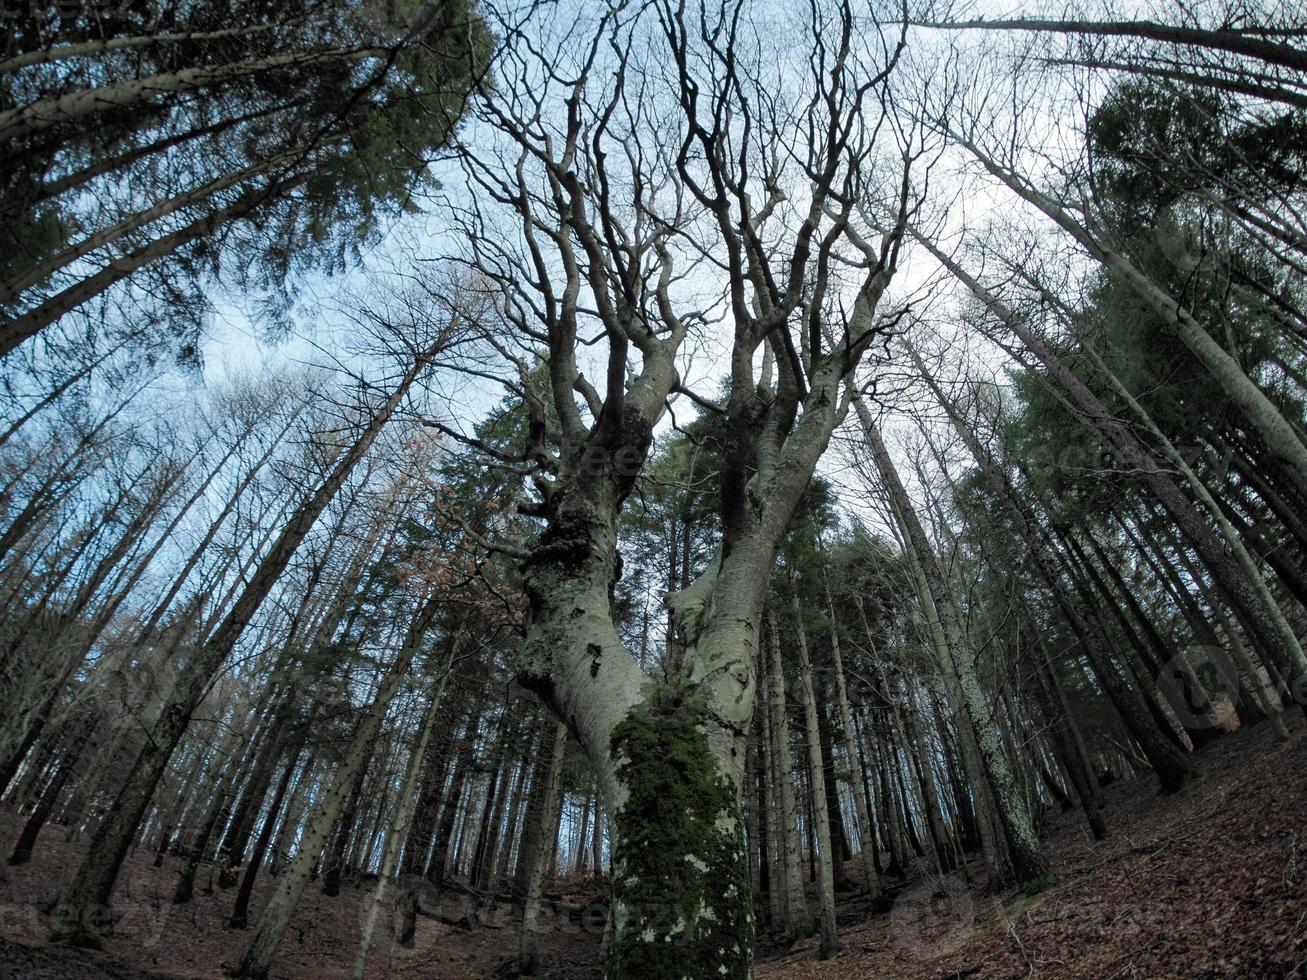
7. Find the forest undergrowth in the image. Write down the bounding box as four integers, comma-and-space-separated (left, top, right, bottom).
1, 717, 1302, 980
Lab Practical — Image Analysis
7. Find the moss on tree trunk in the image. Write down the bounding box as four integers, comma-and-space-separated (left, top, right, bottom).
606, 684, 754, 979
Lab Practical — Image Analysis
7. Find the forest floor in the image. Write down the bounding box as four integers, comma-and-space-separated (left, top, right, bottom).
0, 716, 1304, 979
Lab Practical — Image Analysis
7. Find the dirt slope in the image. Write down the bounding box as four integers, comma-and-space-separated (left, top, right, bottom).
1, 718, 1303, 979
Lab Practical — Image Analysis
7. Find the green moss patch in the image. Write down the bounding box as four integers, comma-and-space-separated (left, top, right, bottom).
607, 684, 754, 979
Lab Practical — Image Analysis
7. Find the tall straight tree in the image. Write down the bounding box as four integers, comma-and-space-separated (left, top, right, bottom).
0, 0, 489, 357
49, 303, 461, 948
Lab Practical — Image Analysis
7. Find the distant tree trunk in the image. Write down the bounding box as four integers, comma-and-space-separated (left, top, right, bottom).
851, 604, 908, 877
351, 654, 455, 977
1033, 655, 1107, 840
518, 719, 568, 976
473, 729, 515, 891
572, 785, 592, 876
790, 589, 839, 958
491, 749, 531, 892
269, 760, 313, 878
765, 609, 810, 938
173, 705, 266, 904
898, 674, 952, 878
511, 720, 558, 901
905, 332, 1202, 794
49, 334, 450, 949
8, 714, 94, 864
758, 655, 786, 929
219, 696, 298, 888
230, 593, 444, 979
229, 748, 301, 928
426, 675, 484, 887
824, 576, 881, 897
590, 789, 602, 880
320, 754, 371, 897
400, 683, 463, 888
857, 402, 1050, 892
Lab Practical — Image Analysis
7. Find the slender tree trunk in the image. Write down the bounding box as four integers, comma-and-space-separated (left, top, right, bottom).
320, 756, 371, 897
765, 610, 810, 938
229, 749, 301, 928
917, 235, 1307, 720
858, 403, 1049, 891
758, 655, 786, 929
824, 576, 881, 897
425, 676, 483, 887
351, 653, 456, 976
790, 590, 839, 958
954, 135, 1307, 504
229, 594, 444, 979
591, 788, 602, 880
50, 338, 448, 948
518, 720, 568, 976
8, 714, 94, 864
0, 45, 384, 143
491, 747, 532, 892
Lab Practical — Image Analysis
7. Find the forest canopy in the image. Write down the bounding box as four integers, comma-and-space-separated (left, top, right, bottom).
1, 1, 1306, 978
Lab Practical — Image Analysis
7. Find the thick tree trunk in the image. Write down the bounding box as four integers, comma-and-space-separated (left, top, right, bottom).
601, 684, 755, 979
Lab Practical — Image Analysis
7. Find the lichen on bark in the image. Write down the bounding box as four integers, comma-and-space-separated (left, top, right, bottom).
607, 683, 754, 979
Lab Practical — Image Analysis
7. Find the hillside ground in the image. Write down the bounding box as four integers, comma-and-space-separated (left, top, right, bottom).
1, 716, 1304, 979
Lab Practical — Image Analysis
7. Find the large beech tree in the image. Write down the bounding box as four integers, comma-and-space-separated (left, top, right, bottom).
446, 2, 920, 973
